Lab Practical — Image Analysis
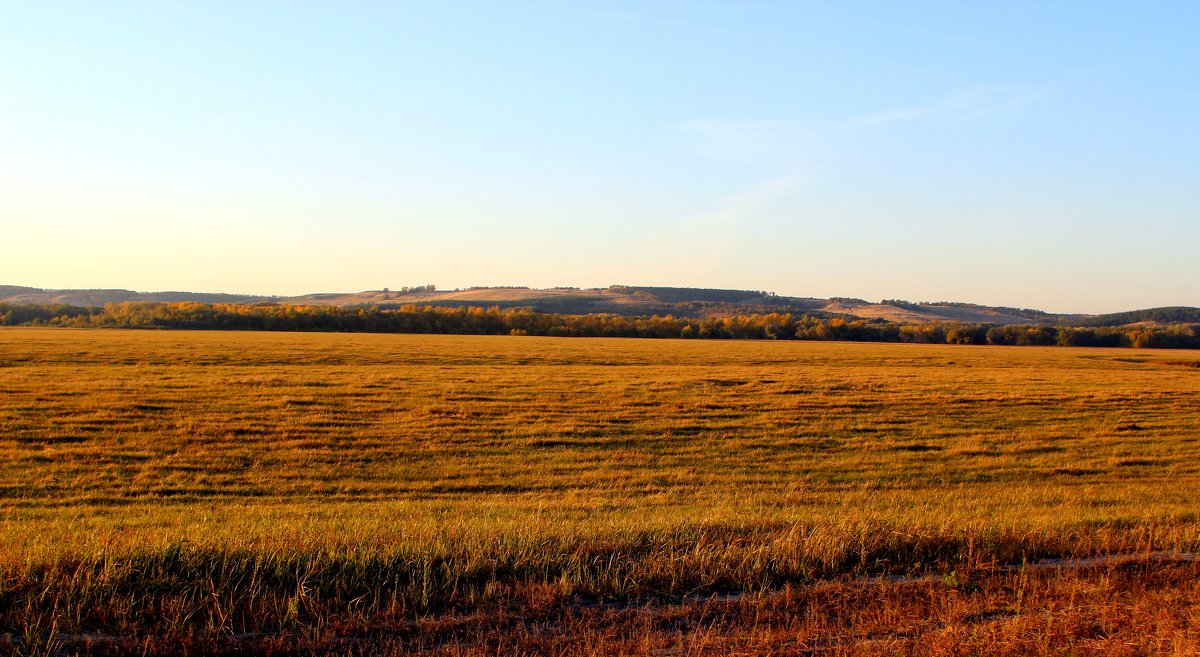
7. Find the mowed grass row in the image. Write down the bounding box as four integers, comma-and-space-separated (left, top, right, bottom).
1, 328, 1199, 652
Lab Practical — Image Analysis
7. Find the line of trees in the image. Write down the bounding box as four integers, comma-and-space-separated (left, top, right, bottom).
2, 302, 1198, 349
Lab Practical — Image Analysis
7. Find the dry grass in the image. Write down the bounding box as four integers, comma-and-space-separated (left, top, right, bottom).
1, 328, 1199, 655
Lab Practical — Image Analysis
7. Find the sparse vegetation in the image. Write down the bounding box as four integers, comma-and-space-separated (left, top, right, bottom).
883, 299, 1061, 322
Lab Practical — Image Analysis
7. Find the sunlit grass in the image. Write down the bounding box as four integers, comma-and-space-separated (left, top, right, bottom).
1, 328, 1198, 654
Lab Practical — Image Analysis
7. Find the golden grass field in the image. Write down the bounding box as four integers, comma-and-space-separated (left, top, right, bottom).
2, 328, 1199, 655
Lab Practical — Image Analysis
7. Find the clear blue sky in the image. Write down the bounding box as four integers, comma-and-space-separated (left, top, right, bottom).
3, 2, 1197, 312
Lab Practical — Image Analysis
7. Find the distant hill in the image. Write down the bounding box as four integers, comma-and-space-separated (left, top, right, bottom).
1068, 307, 1200, 327
0, 285, 270, 307
0, 284, 830, 319
2, 284, 1196, 327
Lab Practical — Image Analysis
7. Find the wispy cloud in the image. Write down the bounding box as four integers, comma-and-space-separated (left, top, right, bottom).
689, 173, 807, 236
657, 85, 1039, 272
897, 27, 991, 50
679, 85, 1037, 164
632, 173, 808, 274
844, 85, 1034, 127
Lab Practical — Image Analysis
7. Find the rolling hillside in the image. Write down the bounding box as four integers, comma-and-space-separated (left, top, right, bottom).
1, 284, 1194, 326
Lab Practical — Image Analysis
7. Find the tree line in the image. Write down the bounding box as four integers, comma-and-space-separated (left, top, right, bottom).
2, 301, 1198, 349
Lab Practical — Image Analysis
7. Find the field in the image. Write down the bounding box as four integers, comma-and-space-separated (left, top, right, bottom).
2, 328, 1199, 656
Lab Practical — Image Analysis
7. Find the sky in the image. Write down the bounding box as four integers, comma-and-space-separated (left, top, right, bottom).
2, 2, 1197, 313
